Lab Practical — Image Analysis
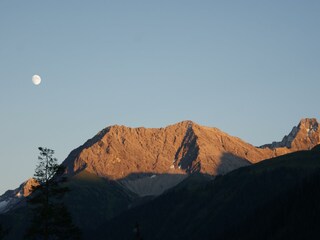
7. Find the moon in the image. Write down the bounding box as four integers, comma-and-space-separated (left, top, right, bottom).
32, 75, 41, 85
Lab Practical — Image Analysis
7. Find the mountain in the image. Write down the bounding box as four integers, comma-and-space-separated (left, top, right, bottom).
93, 145, 320, 240
0, 178, 38, 214
62, 119, 320, 196
0, 172, 137, 240
2, 118, 319, 213
260, 118, 320, 150
1, 118, 320, 239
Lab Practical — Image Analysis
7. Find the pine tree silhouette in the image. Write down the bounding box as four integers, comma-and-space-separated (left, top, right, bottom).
0, 224, 8, 240
25, 147, 81, 240
134, 223, 143, 240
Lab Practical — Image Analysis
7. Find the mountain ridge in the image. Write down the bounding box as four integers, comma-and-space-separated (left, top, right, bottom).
1, 118, 320, 210
62, 118, 320, 181
94, 146, 320, 240
1, 118, 320, 239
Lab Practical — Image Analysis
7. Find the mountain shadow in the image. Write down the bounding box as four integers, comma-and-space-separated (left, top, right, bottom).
173, 125, 199, 173
0, 171, 191, 240
217, 169, 320, 240
91, 147, 320, 240
216, 152, 251, 175
3, 146, 320, 240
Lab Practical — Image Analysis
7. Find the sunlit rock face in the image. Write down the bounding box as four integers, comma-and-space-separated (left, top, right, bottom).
63, 118, 320, 184
63, 121, 258, 180
0, 178, 38, 213
21, 178, 39, 197
261, 118, 320, 151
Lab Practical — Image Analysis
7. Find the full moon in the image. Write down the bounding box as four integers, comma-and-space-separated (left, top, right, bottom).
32, 75, 41, 85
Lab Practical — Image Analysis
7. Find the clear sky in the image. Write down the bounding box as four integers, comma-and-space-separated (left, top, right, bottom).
1, 0, 320, 194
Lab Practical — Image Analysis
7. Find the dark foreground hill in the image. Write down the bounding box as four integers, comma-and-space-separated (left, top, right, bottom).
92, 146, 320, 240
0, 172, 137, 240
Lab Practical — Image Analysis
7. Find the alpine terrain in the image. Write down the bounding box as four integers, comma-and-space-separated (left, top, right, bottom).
0, 118, 320, 239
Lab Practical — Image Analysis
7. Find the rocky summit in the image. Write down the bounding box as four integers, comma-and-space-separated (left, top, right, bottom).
261, 118, 320, 150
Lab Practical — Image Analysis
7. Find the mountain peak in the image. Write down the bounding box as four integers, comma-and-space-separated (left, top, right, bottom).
173, 120, 195, 126
0, 178, 39, 213
62, 120, 274, 180
298, 118, 319, 131
103, 121, 197, 134
21, 178, 39, 197
261, 118, 320, 150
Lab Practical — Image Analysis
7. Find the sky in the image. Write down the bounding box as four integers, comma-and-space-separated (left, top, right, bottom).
0, 0, 320, 194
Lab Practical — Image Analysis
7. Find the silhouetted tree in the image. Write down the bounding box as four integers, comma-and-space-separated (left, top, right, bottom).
25, 147, 81, 240
133, 223, 143, 240
0, 223, 8, 240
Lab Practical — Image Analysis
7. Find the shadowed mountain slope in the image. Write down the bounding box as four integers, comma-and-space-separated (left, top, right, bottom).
0, 179, 38, 214
0, 171, 138, 240
93, 146, 320, 240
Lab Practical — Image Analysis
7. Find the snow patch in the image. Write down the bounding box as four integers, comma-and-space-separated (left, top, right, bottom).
16, 191, 22, 198
0, 200, 8, 211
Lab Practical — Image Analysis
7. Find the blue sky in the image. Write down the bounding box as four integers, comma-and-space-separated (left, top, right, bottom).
0, 0, 319, 194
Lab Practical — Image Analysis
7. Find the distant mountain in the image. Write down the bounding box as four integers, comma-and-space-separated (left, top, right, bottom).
0, 178, 37, 214
260, 118, 320, 150
93, 145, 320, 240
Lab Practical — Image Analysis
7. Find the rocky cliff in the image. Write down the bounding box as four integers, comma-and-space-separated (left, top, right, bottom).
261, 118, 320, 150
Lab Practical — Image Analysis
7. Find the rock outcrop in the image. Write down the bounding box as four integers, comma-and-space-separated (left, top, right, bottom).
0, 178, 38, 213
261, 118, 320, 150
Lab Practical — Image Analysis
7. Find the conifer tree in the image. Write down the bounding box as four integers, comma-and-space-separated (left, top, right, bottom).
134, 223, 143, 240
0, 223, 8, 240
25, 147, 80, 240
